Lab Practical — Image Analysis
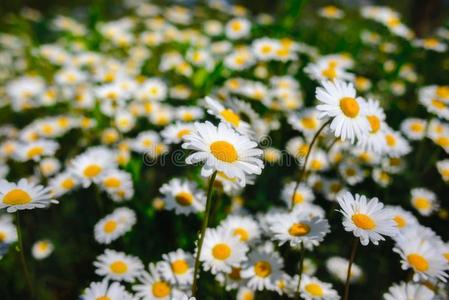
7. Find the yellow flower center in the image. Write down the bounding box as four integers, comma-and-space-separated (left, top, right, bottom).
436, 136, 449, 147
305, 283, 324, 297
385, 134, 396, 146
367, 115, 381, 133
393, 215, 407, 228
96, 296, 111, 300
233, 227, 249, 241
261, 45, 272, 54
297, 145, 309, 157
171, 259, 189, 275
152, 281, 171, 298
220, 109, 240, 127
301, 117, 317, 129
103, 220, 117, 233
407, 254, 429, 272
61, 178, 75, 190
0, 232, 5, 242
83, 164, 102, 178
410, 122, 424, 133
3, 189, 32, 205
110, 260, 128, 274
340, 97, 360, 118
431, 99, 446, 110
175, 192, 193, 206
231, 21, 242, 31
436, 86, 449, 99
242, 291, 254, 300
288, 223, 311, 236
212, 243, 231, 260
254, 261, 272, 278
310, 159, 322, 170
352, 213, 376, 230
176, 129, 191, 139
210, 141, 238, 163
321, 66, 337, 80
38, 242, 49, 251
423, 38, 439, 48
293, 192, 304, 204
414, 197, 430, 210
345, 168, 356, 177
229, 267, 241, 280
443, 253, 449, 262
103, 177, 121, 188
27, 146, 44, 159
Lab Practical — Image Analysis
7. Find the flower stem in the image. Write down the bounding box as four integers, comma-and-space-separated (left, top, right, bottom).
191, 171, 218, 296
290, 120, 331, 211
294, 243, 306, 300
343, 238, 359, 300
15, 211, 34, 298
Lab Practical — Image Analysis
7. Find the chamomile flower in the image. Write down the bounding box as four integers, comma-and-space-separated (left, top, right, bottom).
215, 266, 247, 291
357, 98, 387, 153
38, 157, 61, 177
18, 139, 59, 162
337, 192, 398, 246
158, 249, 194, 286
386, 206, 418, 231
270, 212, 330, 248
393, 237, 449, 282
281, 182, 315, 209
94, 213, 128, 245
31, 239, 54, 260
219, 214, 261, 243
204, 97, 252, 135
225, 18, 251, 40
159, 178, 206, 215
241, 248, 283, 291
288, 109, 323, 137
0, 217, 17, 245
339, 163, 365, 185
300, 275, 340, 300
94, 249, 144, 282
199, 228, 248, 274
0, 178, 57, 213
182, 121, 263, 187
383, 282, 434, 300
383, 129, 411, 157
400, 118, 427, 140
315, 80, 369, 143
99, 169, 133, 194
70, 147, 117, 187
48, 171, 79, 197
410, 188, 438, 216
161, 122, 194, 144
318, 5, 344, 19
236, 287, 255, 300
436, 159, 449, 182
133, 264, 175, 300
82, 279, 132, 300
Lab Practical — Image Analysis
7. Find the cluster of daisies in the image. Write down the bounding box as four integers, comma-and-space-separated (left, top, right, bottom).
0, 0, 448, 299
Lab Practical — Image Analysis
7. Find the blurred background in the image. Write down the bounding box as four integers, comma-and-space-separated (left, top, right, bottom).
1, 0, 449, 36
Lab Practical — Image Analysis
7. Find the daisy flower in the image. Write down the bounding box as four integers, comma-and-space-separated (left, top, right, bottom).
215, 266, 247, 291
400, 118, 427, 141
436, 159, 449, 182
0, 216, 17, 245
225, 18, 251, 40
393, 237, 448, 282
48, 171, 79, 197
281, 182, 315, 209
383, 129, 411, 157
161, 122, 194, 144
337, 192, 398, 246
199, 228, 248, 274
300, 275, 340, 300
98, 169, 133, 194
31, 239, 54, 260
158, 249, 194, 286
288, 108, 323, 137
270, 212, 330, 248
315, 80, 369, 143
94, 209, 134, 245
70, 147, 117, 188
383, 282, 434, 300
204, 97, 252, 135
410, 188, 438, 216
18, 139, 59, 162
241, 248, 284, 291
182, 121, 263, 187
82, 279, 131, 300
0, 178, 57, 213
236, 287, 255, 300
159, 178, 206, 215
219, 214, 261, 243
94, 249, 144, 282
386, 206, 418, 231
357, 98, 387, 153
133, 264, 175, 300
338, 163, 365, 186
318, 5, 344, 19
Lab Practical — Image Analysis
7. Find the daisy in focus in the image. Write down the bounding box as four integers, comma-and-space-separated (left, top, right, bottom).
337, 191, 398, 245
182, 121, 263, 186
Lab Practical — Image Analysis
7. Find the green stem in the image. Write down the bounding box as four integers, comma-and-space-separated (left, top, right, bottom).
343, 238, 359, 300
16, 212, 34, 298
294, 243, 306, 300
290, 120, 331, 211
191, 171, 218, 296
